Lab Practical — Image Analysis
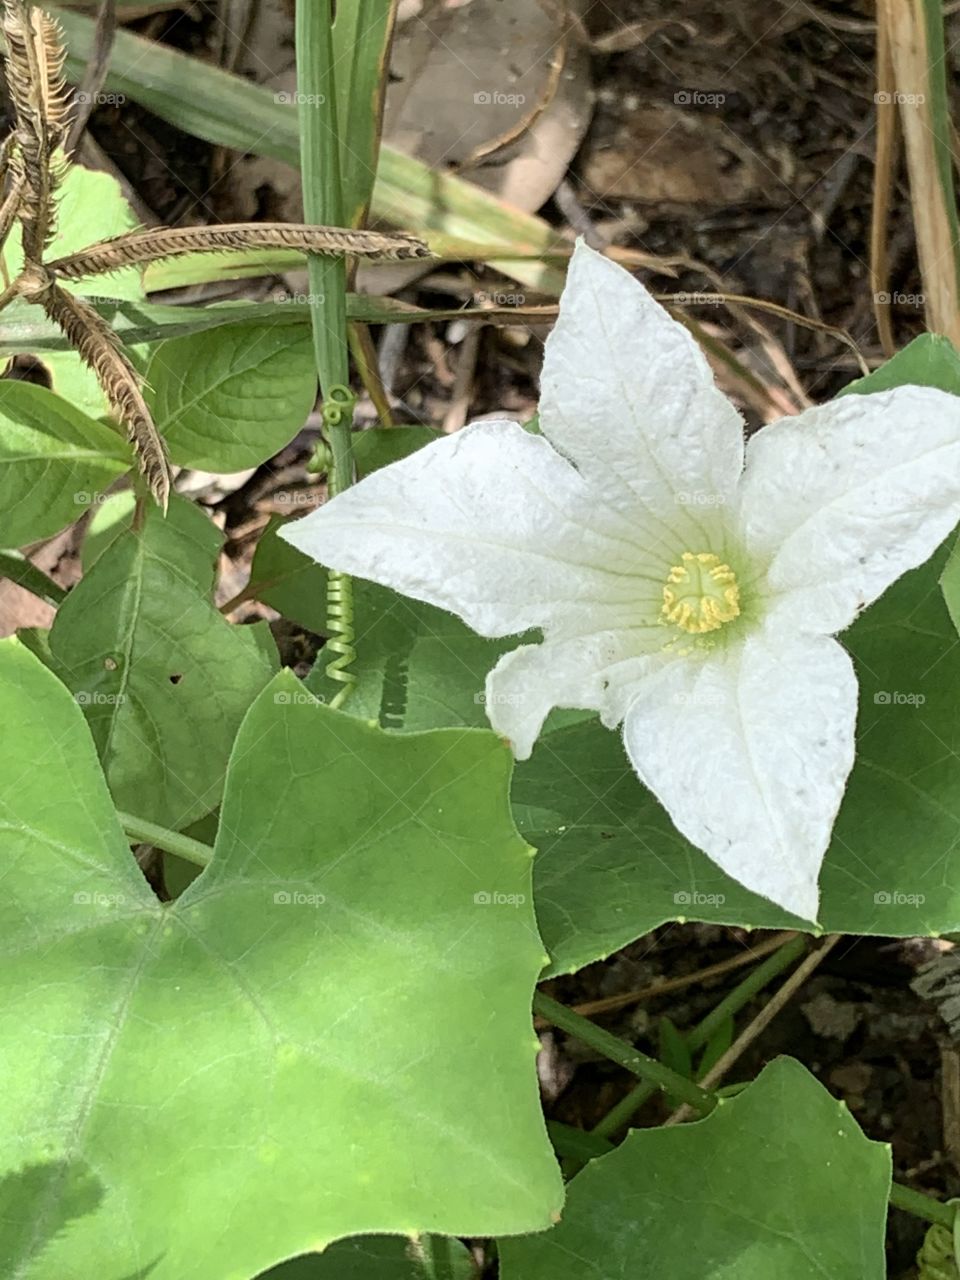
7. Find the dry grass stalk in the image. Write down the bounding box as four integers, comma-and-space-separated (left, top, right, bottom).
46, 223, 431, 280
0, 0, 431, 513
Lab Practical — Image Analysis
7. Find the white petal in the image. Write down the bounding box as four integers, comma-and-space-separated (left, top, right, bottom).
739, 385, 960, 634
539, 240, 744, 524
622, 631, 858, 919
485, 630, 668, 758
280, 419, 665, 639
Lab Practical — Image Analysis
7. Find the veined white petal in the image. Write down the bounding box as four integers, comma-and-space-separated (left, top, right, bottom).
739, 385, 960, 635
485, 630, 669, 759
280, 419, 667, 639
622, 630, 858, 920
539, 240, 744, 527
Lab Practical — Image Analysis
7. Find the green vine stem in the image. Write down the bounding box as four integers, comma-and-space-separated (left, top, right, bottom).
295, 0, 357, 706
533, 992, 716, 1116
118, 811, 212, 869
591, 934, 807, 1143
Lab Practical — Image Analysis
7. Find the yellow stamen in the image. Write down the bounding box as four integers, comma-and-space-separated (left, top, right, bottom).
661, 552, 741, 635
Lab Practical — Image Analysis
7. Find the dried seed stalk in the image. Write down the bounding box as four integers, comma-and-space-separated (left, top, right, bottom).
22, 269, 171, 507
46, 223, 432, 281
2, 0, 69, 259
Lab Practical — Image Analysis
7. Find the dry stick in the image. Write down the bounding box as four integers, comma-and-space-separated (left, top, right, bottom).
46, 224, 431, 280
65, 0, 115, 154
871, 4, 899, 358
569, 931, 799, 1019
877, 0, 960, 346
663, 934, 842, 1127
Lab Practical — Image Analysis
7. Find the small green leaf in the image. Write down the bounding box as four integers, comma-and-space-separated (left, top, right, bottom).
0, 382, 130, 547
1, 647, 562, 1278
48, 495, 276, 827
840, 333, 960, 397
354, 427, 443, 477
146, 322, 317, 471
500, 1058, 890, 1280
248, 515, 329, 635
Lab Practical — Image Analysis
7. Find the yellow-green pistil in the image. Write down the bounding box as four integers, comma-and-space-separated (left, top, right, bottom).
661, 552, 741, 635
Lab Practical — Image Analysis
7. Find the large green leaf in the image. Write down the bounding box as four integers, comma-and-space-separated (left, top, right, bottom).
840, 333, 960, 398
0, 381, 130, 548
522, 541, 960, 973
47, 496, 276, 828
145, 323, 317, 471
500, 1058, 890, 1280
0, 644, 562, 1279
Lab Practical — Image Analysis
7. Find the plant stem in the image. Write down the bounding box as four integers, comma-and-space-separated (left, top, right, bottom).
533, 992, 716, 1116
590, 934, 807, 1143
889, 1182, 957, 1229
118, 811, 213, 869
295, 0, 357, 708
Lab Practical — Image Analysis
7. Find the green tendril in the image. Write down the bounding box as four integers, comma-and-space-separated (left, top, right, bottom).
325, 567, 356, 709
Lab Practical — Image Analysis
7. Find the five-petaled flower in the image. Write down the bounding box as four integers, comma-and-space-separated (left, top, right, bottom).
283, 241, 960, 921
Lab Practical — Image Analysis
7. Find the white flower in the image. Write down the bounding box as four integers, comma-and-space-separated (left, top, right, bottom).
282, 241, 960, 921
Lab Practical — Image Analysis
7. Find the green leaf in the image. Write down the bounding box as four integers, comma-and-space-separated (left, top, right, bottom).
500, 1058, 890, 1280
0, 381, 130, 548
257, 1235, 476, 1280
840, 333, 960, 397
145, 323, 317, 471
520, 540, 960, 973
47, 495, 276, 828
1, 162, 146, 420
1, 646, 562, 1278
248, 515, 330, 635
354, 427, 443, 478
307, 581, 514, 730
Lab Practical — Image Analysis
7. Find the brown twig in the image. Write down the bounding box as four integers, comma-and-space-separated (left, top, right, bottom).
663, 934, 842, 1126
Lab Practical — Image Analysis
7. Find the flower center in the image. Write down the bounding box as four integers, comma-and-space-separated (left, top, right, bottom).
661, 552, 741, 635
